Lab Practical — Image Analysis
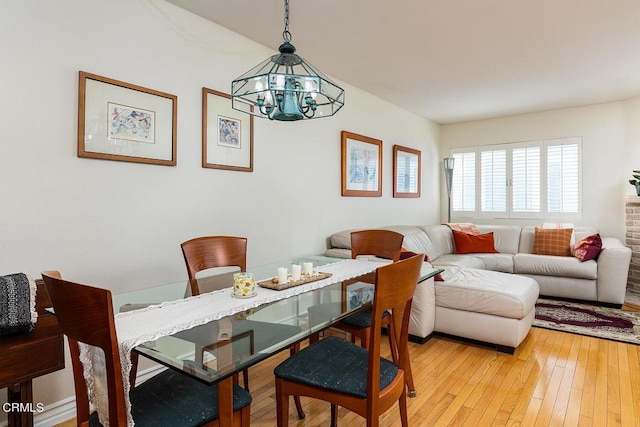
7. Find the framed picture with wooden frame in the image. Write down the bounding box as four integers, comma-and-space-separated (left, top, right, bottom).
393, 145, 421, 198
77, 71, 177, 166
202, 88, 253, 172
341, 131, 382, 197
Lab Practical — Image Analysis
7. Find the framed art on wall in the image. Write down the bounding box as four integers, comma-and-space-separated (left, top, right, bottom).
77, 71, 177, 166
341, 131, 382, 197
203, 88, 253, 172
393, 145, 421, 198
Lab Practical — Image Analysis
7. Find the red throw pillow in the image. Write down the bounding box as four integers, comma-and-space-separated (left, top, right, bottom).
399, 250, 444, 281
573, 233, 603, 262
452, 230, 499, 254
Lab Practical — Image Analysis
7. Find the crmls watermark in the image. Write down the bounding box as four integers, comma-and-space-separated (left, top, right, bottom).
2, 402, 45, 413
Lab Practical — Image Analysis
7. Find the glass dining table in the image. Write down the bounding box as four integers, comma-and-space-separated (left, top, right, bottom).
111, 255, 443, 426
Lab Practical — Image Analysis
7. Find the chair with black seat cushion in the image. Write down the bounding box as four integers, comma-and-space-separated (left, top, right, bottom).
307, 229, 418, 402
181, 236, 305, 419
273, 253, 425, 427
41, 270, 252, 427
333, 229, 404, 349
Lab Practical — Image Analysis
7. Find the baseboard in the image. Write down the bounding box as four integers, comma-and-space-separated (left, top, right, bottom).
539, 294, 623, 309
408, 333, 433, 344
433, 332, 515, 354
0, 364, 168, 427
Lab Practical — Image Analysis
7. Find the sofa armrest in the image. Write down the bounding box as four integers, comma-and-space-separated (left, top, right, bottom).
596, 237, 632, 305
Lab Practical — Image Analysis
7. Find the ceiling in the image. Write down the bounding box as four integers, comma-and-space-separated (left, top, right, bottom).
166, 0, 640, 124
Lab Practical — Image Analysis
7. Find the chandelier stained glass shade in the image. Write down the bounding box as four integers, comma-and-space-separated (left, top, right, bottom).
231, 0, 344, 121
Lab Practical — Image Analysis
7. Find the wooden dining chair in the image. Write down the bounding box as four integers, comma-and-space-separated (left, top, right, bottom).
181, 236, 305, 419
41, 271, 252, 427
273, 253, 425, 427
334, 229, 404, 350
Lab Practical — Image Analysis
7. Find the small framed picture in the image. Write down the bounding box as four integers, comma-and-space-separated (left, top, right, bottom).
393, 145, 421, 198
77, 71, 177, 166
203, 88, 253, 172
346, 282, 375, 310
341, 131, 382, 197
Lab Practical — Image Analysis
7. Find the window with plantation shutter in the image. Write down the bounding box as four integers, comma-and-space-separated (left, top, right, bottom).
480, 148, 507, 215
451, 150, 476, 215
449, 137, 581, 220
511, 144, 541, 217
546, 138, 580, 216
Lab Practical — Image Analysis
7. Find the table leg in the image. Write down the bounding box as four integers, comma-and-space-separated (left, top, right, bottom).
217, 376, 234, 427
7, 381, 33, 427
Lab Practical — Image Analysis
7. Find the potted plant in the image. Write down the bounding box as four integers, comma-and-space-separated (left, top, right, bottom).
629, 170, 640, 196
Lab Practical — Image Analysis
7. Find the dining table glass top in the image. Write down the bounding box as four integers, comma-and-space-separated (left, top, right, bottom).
112, 255, 443, 385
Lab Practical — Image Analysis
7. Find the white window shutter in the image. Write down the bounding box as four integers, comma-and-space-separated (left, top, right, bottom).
511, 145, 541, 215
480, 148, 507, 215
451, 151, 476, 214
546, 140, 580, 215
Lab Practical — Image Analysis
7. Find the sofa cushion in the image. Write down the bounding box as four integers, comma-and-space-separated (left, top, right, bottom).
436, 267, 538, 320
433, 253, 515, 273
327, 226, 438, 258
452, 230, 499, 254
329, 229, 359, 249
432, 254, 487, 269
476, 225, 522, 254
422, 225, 455, 259
514, 253, 598, 280
531, 227, 573, 256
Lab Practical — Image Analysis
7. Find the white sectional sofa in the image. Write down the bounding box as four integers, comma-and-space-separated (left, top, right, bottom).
324, 224, 632, 352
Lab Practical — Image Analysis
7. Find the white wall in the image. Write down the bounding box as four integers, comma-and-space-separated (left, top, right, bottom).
0, 0, 439, 420
439, 100, 636, 241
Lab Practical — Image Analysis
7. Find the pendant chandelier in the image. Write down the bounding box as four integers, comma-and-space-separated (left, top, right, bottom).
231, 0, 345, 121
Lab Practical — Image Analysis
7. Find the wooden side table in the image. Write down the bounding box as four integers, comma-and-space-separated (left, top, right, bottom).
0, 281, 65, 427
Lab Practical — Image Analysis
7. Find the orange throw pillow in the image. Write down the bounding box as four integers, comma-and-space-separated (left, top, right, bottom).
532, 227, 573, 256
452, 230, 499, 254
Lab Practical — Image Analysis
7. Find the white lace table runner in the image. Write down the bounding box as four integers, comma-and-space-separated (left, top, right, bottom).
80, 258, 385, 426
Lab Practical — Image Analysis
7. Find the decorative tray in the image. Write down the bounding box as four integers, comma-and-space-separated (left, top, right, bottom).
257, 272, 332, 291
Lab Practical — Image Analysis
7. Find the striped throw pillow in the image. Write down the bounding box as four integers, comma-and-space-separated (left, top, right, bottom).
532, 227, 573, 257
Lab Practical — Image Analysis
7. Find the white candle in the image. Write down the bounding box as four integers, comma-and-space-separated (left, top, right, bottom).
291, 264, 301, 281
303, 262, 313, 275
277, 267, 288, 284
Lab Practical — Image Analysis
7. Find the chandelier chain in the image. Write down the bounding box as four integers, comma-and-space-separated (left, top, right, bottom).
282, 0, 291, 42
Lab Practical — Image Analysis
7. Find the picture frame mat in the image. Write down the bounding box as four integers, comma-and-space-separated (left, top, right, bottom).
78, 71, 177, 165
341, 131, 382, 197
393, 145, 421, 198
203, 88, 253, 172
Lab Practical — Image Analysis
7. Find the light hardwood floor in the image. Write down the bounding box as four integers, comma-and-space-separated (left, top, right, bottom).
55, 308, 640, 427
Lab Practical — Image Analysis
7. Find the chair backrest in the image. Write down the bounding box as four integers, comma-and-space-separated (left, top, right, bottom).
350, 229, 403, 262
41, 271, 128, 426
367, 254, 424, 415
181, 236, 247, 296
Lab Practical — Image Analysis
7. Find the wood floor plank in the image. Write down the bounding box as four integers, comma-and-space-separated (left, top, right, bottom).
580, 337, 600, 419
616, 343, 636, 427
593, 340, 610, 427
607, 341, 621, 417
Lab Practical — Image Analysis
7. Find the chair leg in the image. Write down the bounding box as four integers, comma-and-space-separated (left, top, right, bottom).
399, 388, 409, 427
387, 323, 416, 397
330, 404, 338, 427
290, 344, 305, 419
309, 331, 321, 344
359, 327, 370, 350
275, 378, 289, 427
239, 404, 251, 427
242, 368, 249, 391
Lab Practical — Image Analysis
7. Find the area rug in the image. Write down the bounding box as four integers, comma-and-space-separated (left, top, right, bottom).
534, 298, 640, 345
